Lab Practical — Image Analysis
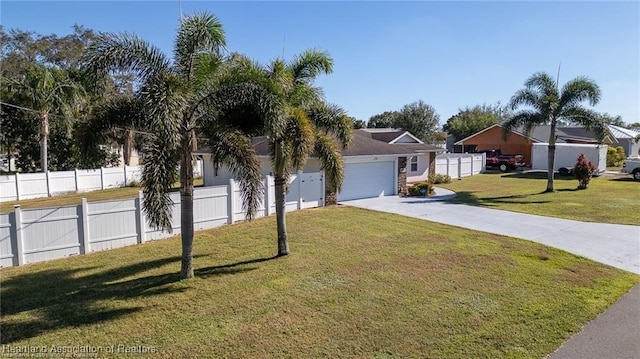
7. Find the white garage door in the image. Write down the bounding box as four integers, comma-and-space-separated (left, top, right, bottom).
338, 161, 395, 201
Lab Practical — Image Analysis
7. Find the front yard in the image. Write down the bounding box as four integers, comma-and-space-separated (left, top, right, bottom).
438, 171, 639, 225
1, 206, 637, 358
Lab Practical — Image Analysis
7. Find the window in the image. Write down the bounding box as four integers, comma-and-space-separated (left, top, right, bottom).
410, 156, 418, 172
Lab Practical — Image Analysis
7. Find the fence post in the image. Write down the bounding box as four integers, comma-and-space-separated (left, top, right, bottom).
264, 175, 271, 216
14, 205, 24, 266
320, 171, 325, 207
81, 198, 91, 254
15, 172, 20, 200
457, 157, 462, 180
228, 179, 235, 224
297, 171, 303, 210
100, 167, 105, 190
470, 155, 474, 176
46, 170, 51, 197
123, 165, 128, 186
136, 190, 145, 243
446, 158, 450, 176
74, 169, 79, 192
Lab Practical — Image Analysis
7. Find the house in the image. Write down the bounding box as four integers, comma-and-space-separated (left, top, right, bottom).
453, 124, 615, 165
195, 129, 444, 202
608, 125, 640, 157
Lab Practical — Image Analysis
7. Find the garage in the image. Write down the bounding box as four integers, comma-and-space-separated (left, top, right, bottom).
338, 161, 396, 201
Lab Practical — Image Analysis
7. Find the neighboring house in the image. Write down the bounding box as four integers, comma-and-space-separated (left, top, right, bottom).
195, 129, 443, 202
608, 125, 640, 157
453, 124, 614, 166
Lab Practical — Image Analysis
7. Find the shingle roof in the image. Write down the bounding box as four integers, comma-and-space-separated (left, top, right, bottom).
194, 129, 443, 157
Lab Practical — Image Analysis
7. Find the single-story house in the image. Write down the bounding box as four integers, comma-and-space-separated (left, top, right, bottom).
452, 124, 615, 165
608, 125, 640, 157
195, 129, 444, 202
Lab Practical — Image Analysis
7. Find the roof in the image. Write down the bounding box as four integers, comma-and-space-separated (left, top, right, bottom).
194, 129, 443, 157
454, 124, 614, 145
360, 128, 424, 144
608, 125, 640, 139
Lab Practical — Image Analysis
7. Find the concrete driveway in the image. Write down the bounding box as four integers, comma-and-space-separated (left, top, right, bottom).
342, 188, 640, 274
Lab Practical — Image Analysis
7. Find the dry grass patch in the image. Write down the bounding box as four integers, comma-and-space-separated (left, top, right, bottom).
1, 206, 637, 358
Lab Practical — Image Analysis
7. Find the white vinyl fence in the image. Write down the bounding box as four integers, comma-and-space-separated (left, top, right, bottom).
0, 161, 203, 203
435, 153, 486, 179
0, 172, 325, 268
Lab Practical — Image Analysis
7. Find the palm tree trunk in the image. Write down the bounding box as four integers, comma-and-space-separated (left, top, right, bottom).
274, 174, 289, 256
40, 112, 49, 173
123, 128, 134, 166
546, 118, 557, 192
180, 130, 195, 279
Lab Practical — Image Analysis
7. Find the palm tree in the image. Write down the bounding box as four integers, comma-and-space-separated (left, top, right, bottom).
6, 64, 85, 172
503, 72, 605, 192
262, 50, 352, 256
83, 13, 278, 278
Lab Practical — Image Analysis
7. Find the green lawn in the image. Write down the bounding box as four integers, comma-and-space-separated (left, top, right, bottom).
1, 207, 637, 358
0, 178, 203, 213
438, 172, 639, 225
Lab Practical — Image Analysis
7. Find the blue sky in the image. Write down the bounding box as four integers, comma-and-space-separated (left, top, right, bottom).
2, 1, 639, 126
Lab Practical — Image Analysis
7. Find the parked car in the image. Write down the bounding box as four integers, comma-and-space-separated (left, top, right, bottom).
480, 149, 525, 172
621, 159, 640, 181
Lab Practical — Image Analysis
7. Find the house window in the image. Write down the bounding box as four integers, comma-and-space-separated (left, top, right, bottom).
410, 156, 418, 172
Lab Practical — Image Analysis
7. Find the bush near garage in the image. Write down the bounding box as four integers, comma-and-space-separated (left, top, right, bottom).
408, 181, 434, 196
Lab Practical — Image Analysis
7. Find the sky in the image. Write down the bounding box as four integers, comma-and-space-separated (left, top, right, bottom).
2, 1, 639, 127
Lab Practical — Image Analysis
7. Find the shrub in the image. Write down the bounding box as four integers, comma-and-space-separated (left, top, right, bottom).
429, 173, 452, 184
408, 181, 433, 196
606, 146, 626, 167
574, 153, 596, 190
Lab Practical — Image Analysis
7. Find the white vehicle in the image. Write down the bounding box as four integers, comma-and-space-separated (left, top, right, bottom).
621, 159, 640, 181
531, 143, 608, 176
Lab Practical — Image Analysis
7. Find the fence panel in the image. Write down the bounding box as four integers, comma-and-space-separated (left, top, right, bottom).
102, 167, 126, 188
21, 206, 81, 264
18, 173, 49, 199
460, 157, 472, 177
77, 169, 102, 191
144, 192, 181, 241
125, 166, 143, 185
0, 213, 15, 267
0, 176, 16, 202
49, 171, 76, 194
193, 186, 229, 231
300, 172, 324, 209
87, 199, 139, 252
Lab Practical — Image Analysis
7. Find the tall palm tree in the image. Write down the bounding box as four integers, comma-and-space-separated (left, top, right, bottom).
503, 72, 604, 192
263, 50, 352, 256
6, 64, 85, 172
83, 13, 278, 278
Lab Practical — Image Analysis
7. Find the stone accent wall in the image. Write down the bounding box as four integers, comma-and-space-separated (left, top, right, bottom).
398, 157, 408, 195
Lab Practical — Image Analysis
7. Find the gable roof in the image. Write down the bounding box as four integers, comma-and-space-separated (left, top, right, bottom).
194, 129, 443, 158
608, 125, 640, 140
360, 128, 424, 144
454, 124, 614, 145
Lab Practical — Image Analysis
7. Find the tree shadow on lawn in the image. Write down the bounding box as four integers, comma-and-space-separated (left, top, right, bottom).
451, 191, 552, 207
500, 172, 577, 181
1, 254, 276, 344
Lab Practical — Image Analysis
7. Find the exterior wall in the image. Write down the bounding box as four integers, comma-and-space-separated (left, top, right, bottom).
202, 154, 321, 186
612, 139, 640, 158
406, 154, 431, 183
458, 126, 534, 165
393, 135, 419, 143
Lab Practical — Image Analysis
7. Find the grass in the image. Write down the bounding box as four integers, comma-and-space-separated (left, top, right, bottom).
438, 171, 640, 225
0, 178, 203, 213
1, 206, 637, 358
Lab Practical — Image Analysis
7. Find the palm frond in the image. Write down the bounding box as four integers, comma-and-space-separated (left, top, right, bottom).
313, 132, 344, 192
508, 89, 541, 111
524, 72, 558, 97
559, 77, 601, 108
286, 108, 314, 171
306, 102, 352, 149
290, 49, 333, 84
82, 32, 170, 85
560, 106, 607, 142
141, 136, 180, 231
174, 12, 226, 81
501, 110, 544, 141
201, 129, 264, 220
